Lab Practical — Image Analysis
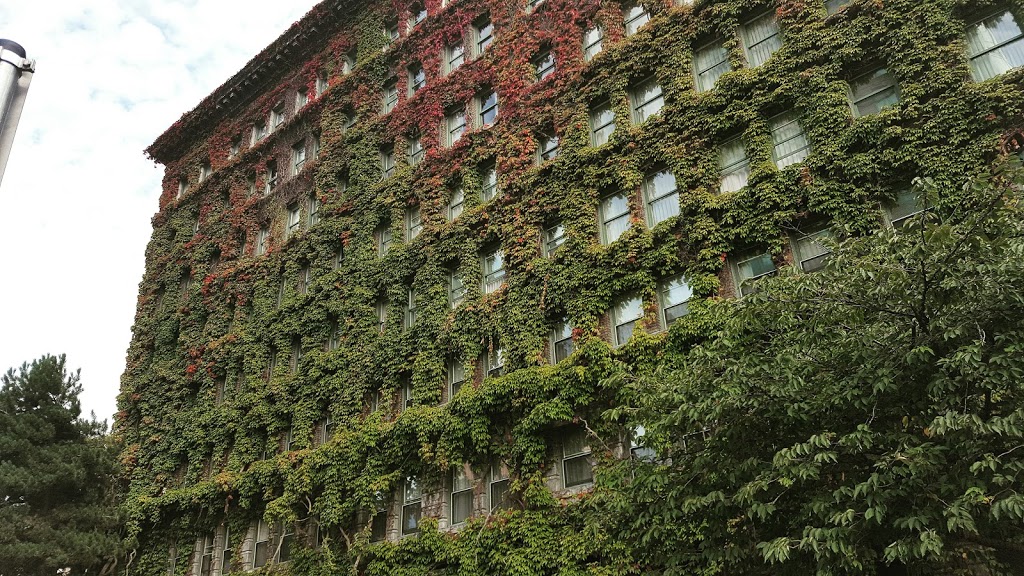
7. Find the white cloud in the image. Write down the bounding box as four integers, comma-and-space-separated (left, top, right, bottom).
0, 0, 320, 424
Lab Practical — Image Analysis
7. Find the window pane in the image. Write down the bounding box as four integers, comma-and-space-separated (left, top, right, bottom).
850, 69, 900, 116
796, 229, 833, 272
825, 0, 849, 14
695, 43, 730, 92
614, 296, 642, 345
482, 166, 498, 200
632, 81, 664, 122
661, 275, 692, 325
584, 27, 603, 61
402, 502, 421, 535
563, 454, 594, 487
645, 170, 678, 226
544, 223, 565, 255
736, 253, 776, 295
624, 4, 650, 35
601, 194, 631, 243
480, 92, 498, 125
742, 14, 782, 67
449, 189, 465, 220
719, 139, 750, 193
770, 113, 810, 168
490, 478, 510, 510
967, 12, 1024, 81
591, 105, 615, 146
451, 489, 473, 524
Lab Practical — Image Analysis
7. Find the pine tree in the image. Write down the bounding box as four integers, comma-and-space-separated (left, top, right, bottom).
0, 355, 121, 575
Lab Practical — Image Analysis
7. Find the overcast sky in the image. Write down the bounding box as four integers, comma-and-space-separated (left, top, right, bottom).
0, 1, 321, 424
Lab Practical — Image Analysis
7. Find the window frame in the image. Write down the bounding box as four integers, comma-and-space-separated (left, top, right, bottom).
583, 26, 604, 61
611, 294, 643, 347
473, 15, 493, 56
451, 465, 474, 526
642, 168, 680, 227
731, 251, 777, 297
658, 274, 694, 328
477, 89, 498, 127
550, 320, 574, 363
966, 11, 1024, 82
543, 221, 566, 256
406, 205, 423, 240
402, 478, 422, 536
448, 358, 466, 398
480, 163, 499, 201
848, 67, 901, 117
630, 78, 664, 124
448, 187, 466, 220
534, 48, 555, 81
623, 3, 651, 36
769, 111, 811, 169
740, 12, 783, 67
719, 137, 751, 193
561, 430, 594, 489
449, 270, 467, 308
481, 248, 506, 294
446, 108, 467, 147
599, 191, 631, 244
590, 101, 616, 147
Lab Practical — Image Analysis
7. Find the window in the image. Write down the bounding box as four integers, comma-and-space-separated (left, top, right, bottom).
793, 228, 833, 272
402, 290, 418, 331
583, 26, 603, 61
590, 102, 615, 147
342, 50, 356, 75
478, 90, 498, 127
446, 41, 465, 74
446, 108, 467, 147
199, 162, 211, 182
253, 519, 271, 568
849, 68, 900, 117
381, 147, 396, 180
600, 192, 631, 244
383, 79, 399, 114
538, 134, 560, 162
296, 87, 310, 109
732, 252, 776, 296
334, 243, 345, 269
561, 429, 594, 488
448, 188, 465, 220
485, 346, 504, 377
376, 298, 389, 332
401, 378, 414, 409
623, 3, 650, 36
630, 78, 664, 123
370, 497, 388, 542
694, 41, 731, 92
528, 0, 546, 11
770, 112, 810, 169
286, 203, 301, 238
312, 134, 321, 160
316, 72, 329, 96
659, 274, 693, 327
482, 248, 506, 293
474, 15, 493, 56
376, 223, 393, 256
277, 523, 294, 563
966, 12, 1024, 81
308, 193, 320, 226
543, 221, 565, 256
410, 2, 427, 26
177, 178, 188, 199
298, 266, 310, 295
252, 121, 268, 144
612, 295, 643, 346
257, 227, 269, 256
489, 462, 510, 510
825, 0, 849, 14
643, 169, 680, 227
481, 164, 499, 201
534, 49, 555, 81
385, 20, 400, 48
719, 138, 750, 193
402, 478, 422, 536
265, 161, 278, 195
551, 320, 574, 363
292, 141, 307, 175
221, 527, 233, 574
166, 544, 178, 576
741, 13, 782, 67
199, 533, 214, 576
270, 106, 285, 131
229, 139, 240, 160
328, 321, 340, 351
451, 466, 474, 525
408, 64, 426, 95
322, 417, 335, 444
448, 358, 466, 398
449, 270, 467, 308
409, 134, 424, 166
406, 205, 423, 240
886, 189, 926, 229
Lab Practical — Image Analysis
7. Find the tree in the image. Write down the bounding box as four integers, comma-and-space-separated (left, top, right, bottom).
609, 167, 1024, 575
0, 355, 122, 575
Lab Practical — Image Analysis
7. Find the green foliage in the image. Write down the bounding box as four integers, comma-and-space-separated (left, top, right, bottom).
617, 167, 1024, 575
0, 355, 122, 575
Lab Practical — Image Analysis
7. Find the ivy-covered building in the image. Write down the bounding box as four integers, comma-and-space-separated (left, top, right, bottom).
118, 0, 1024, 573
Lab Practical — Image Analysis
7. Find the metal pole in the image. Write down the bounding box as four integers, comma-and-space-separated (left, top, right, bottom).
0, 39, 34, 189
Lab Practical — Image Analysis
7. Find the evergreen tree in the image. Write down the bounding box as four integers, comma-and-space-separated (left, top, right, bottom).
605, 167, 1024, 575
0, 355, 122, 575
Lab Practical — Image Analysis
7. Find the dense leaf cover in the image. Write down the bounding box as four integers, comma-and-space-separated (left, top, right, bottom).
0, 355, 122, 575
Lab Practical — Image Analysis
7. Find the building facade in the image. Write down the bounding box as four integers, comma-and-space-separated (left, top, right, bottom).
119, 0, 1024, 573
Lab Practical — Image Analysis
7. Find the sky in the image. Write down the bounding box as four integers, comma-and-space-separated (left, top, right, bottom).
0, 0, 321, 425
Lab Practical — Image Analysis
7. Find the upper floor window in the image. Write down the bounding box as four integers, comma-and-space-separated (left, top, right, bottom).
297, 87, 310, 109
446, 108, 467, 147
474, 15, 493, 56
849, 68, 900, 116
409, 63, 426, 95
528, 0, 547, 11
482, 248, 506, 293
409, 134, 425, 166
590, 102, 616, 147
623, 3, 651, 36
448, 358, 466, 398
316, 72, 329, 96
383, 79, 399, 114
402, 478, 422, 536
886, 189, 926, 230
177, 178, 188, 199
376, 222, 394, 256
199, 162, 211, 182
630, 78, 664, 123
402, 291, 418, 332
341, 49, 356, 75
448, 187, 466, 220
410, 2, 427, 26
719, 137, 750, 193
538, 133, 560, 162
446, 40, 466, 74
449, 270, 467, 308
551, 320, 574, 363
694, 40, 730, 92
599, 192, 631, 244
479, 163, 499, 201
793, 227, 833, 273
252, 121, 268, 145
770, 112, 810, 169
253, 519, 272, 568
376, 298, 389, 332
489, 462, 510, 510
732, 251, 776, 297
406, 205, 423, 240
643, 169, 679, 227
199, 533, 214, 576
534, 48, 555, 81
583, 26, 604, 61
561, 429, 594, 488
385, 20, 400, 48
228, 139, 241, 160
825, 0, 850, 14
308, 193, 320, 226
451, 466, 474, 525
478, 89, 498, 127
257, 226, 269, 256
381, 147, 396, 180
264, 161, 278, 195
543, 221, 565, 256
967, 11, 1024, 81
292, 141, 307, 175
485, 346, 505, 377
740, 13, 782, 67
286, 203, 301, 238
612, 295, 643, 346
270, 106, 285, 130
659, 274, 693, 327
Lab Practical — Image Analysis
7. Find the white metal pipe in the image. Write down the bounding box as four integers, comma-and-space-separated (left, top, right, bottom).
0, 39, 34, 189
